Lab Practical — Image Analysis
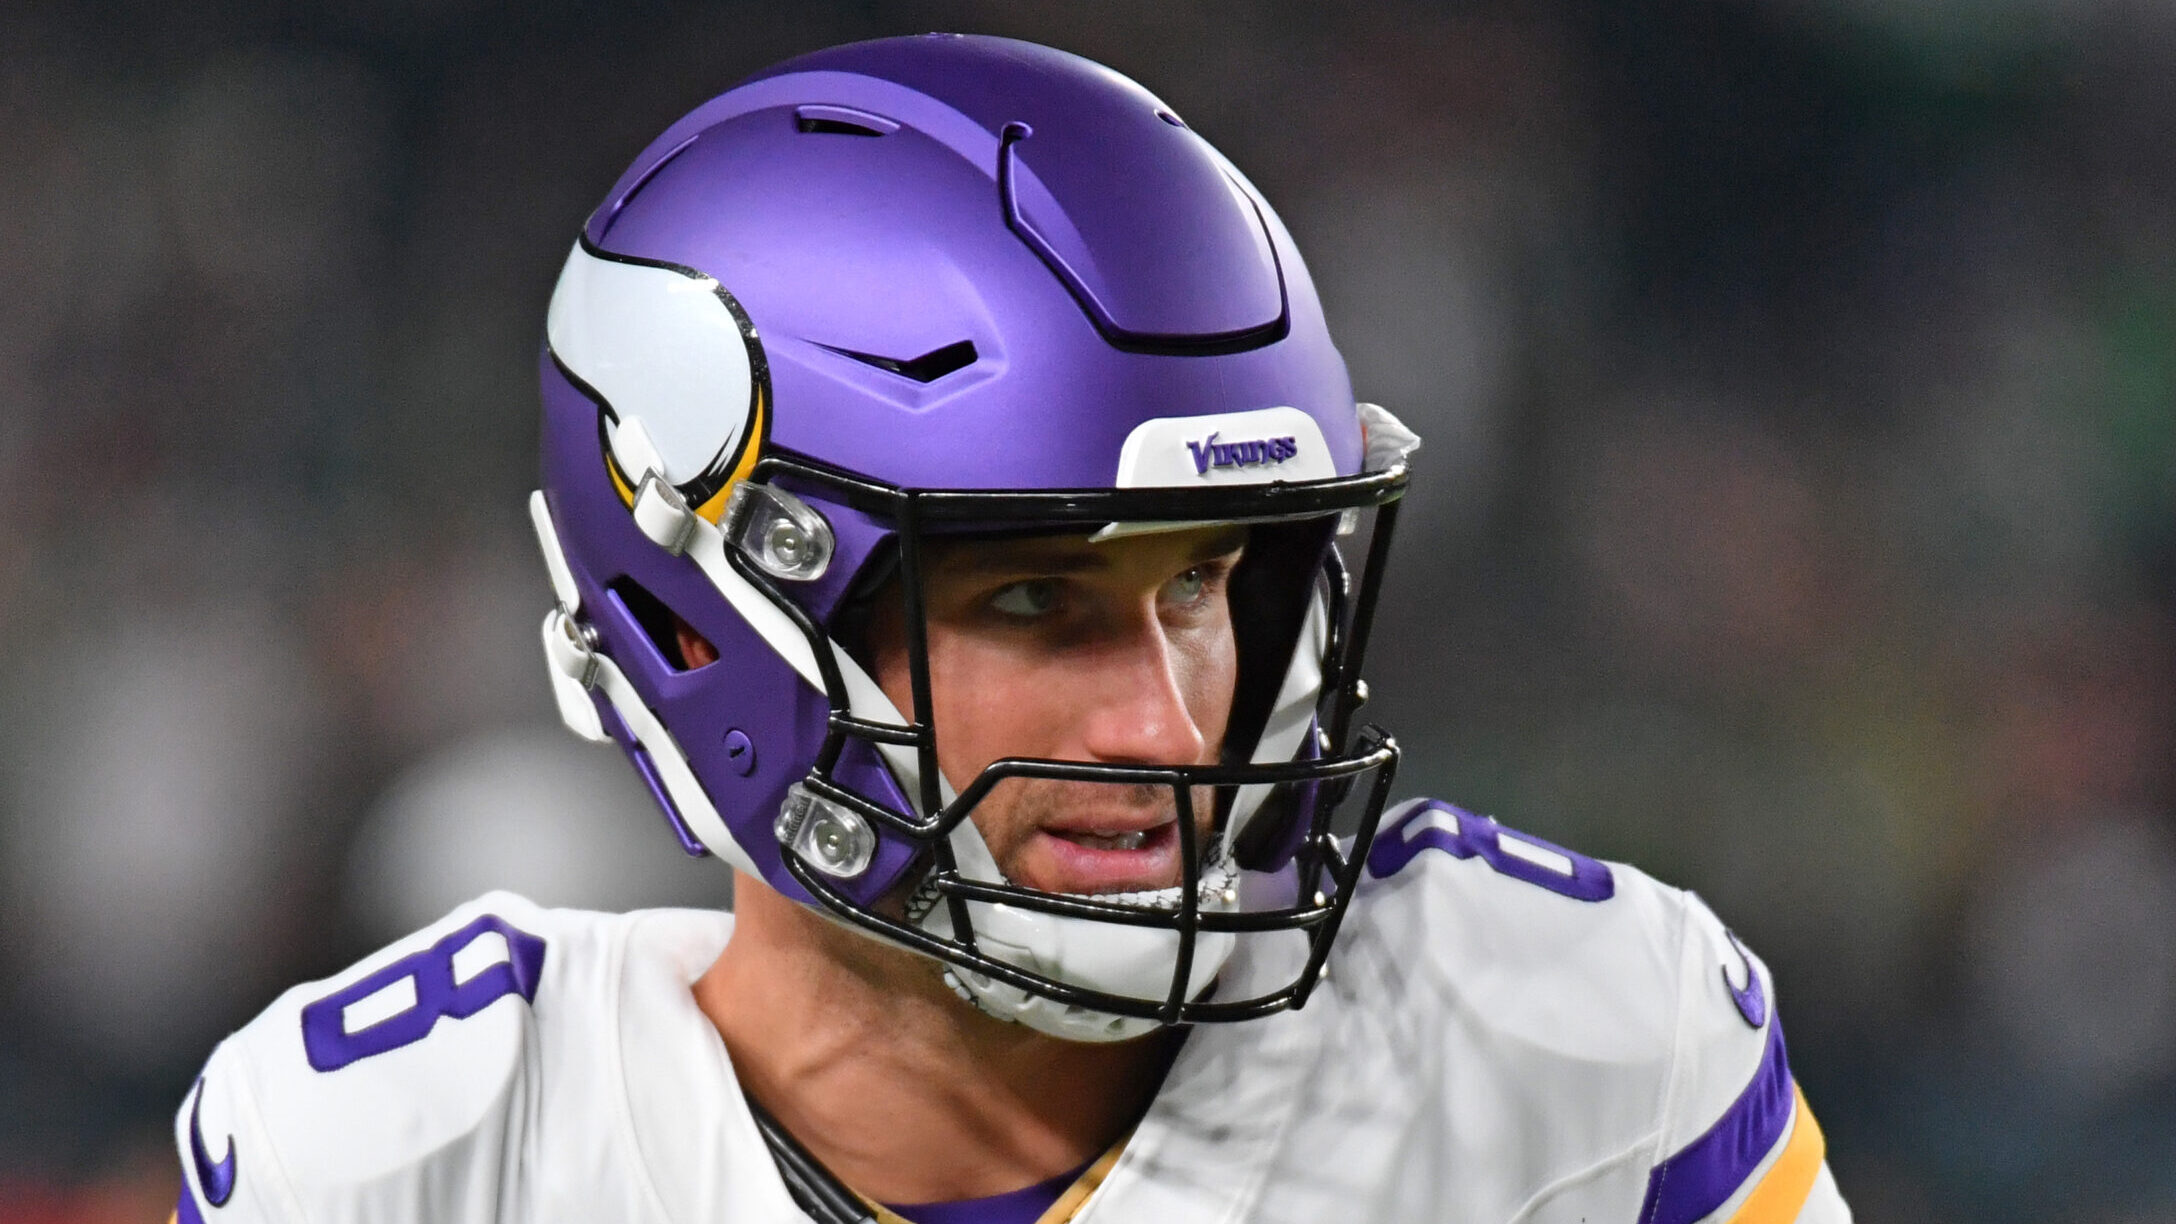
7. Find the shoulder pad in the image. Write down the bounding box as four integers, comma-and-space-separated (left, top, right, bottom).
1356, 798, 1685, 1056
174, 893, 584, 1223
1337, 800, 1839, 1221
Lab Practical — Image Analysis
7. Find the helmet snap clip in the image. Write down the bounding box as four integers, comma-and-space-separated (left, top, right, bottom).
775, 783, 876, 879
544, 606, 602, 690
726, 483, 834, 581
632, 473, 700, 556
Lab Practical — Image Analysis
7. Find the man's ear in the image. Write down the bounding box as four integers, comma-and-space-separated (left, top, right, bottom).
674, 614, 720, 669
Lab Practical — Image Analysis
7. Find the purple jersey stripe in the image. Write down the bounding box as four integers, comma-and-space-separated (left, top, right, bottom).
175, 1187, 208, 1224
1640, 1016, 1795, 1224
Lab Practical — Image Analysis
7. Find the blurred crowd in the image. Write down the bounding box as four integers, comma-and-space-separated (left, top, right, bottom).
1, 2, 2170, 1221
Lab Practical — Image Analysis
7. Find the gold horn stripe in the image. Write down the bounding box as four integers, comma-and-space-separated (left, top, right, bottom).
605, 446, 638, 509
599, 380, 764, 521
693, 380, 766, 523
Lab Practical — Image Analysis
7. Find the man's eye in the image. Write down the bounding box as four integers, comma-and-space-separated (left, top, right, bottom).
989, 579, 1060, 617
1163, 567, 1207, 606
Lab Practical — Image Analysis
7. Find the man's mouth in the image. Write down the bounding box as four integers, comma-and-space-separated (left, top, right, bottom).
1020, 819, 1184, 894
1055, 829, 1151, 851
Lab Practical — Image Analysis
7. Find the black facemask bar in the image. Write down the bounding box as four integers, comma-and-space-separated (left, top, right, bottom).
724, 449, 1407, 1024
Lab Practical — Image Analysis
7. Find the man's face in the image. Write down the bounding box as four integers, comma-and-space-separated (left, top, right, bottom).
867, 526, 1246, 897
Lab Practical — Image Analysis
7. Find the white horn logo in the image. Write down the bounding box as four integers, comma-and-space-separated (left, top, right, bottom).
545, 236, 770, 520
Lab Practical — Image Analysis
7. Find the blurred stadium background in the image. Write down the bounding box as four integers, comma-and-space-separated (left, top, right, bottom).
2, 1, 2171, 1220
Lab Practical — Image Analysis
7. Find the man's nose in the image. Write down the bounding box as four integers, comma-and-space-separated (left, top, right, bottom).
1078, 613, 1209, 766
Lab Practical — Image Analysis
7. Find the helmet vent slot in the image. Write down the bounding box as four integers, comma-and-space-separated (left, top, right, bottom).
819, 339, 979, 383
793, 104, 900, 138
797, 117, 885, 137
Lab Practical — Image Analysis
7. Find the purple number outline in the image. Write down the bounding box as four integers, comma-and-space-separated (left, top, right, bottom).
1366, 800, 1615, 902
299, 914, 546, 1072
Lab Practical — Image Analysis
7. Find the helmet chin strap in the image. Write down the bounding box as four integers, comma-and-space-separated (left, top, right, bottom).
530, 419, 932, 866
1229, 588, 1328, 835
533, 490, 766, 877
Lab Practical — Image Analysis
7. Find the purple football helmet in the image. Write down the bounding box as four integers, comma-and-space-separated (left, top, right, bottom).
532, 34, 1417, 1041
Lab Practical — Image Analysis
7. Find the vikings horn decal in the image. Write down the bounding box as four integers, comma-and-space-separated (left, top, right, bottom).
545, 235, 771, 521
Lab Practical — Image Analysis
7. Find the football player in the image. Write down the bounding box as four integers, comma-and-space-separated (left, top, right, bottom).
174, 35, 1850, 1224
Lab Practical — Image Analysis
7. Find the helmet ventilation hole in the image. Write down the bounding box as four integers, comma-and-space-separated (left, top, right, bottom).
793, 104, 900, 137
797, 116, 885, 137
820, 339, 979, 383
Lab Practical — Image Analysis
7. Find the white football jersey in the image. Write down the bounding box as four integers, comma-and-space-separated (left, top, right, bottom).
174, 798, 1849, 1223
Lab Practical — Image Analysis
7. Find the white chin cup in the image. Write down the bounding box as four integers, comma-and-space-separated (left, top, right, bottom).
920, 818, 1239, 1043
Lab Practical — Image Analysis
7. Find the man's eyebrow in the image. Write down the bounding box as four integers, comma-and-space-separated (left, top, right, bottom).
936, 527, 1249, 578
1183, 526, 1251, 562
941, 546, 1109, 577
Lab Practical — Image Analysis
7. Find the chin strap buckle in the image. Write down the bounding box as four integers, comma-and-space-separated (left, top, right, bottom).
544, 605, 601, 689
632, 471, 700, 555
540, 606, 610, 742
613, 416, 702, 556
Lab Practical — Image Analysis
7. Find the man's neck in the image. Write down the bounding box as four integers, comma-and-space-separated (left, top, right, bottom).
693, 874, 1175, 1205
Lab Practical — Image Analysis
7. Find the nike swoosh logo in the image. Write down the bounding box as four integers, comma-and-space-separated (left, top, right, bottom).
1721, 930, 1768, 1030
189, 1077, 238, 1206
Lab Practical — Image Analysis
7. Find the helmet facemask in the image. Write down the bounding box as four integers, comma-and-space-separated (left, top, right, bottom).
719, 454, 1409, 1041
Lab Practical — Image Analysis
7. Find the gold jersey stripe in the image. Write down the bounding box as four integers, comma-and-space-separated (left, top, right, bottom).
692, 384, 766, 524
1725, 1085, 1826, 1224
1031, 1131, 1127, 1224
